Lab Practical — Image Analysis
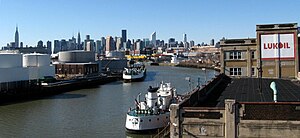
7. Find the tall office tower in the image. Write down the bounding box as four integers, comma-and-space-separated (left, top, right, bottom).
135, 39, 142, 51
60, 39, 67, 51
151, 32, 156, 47
183, 33, 187, 43
210, 39, 215, 46
15, 26, 19, 48
143, 38, 150, 47
105, 36, 115, 52
121, 29, 127, 43
47, 41, 52, 54
53, 40, 60, 53
126, 39, 132, 50
68, 37, 76, 50
116, 37, 122, 51
96, 40, 102, 54
101, 37, 106, 50
190, 40, 195, 47
20, 42, 23, 48
77, 32, 81, 50
37, 40, 43, 48
84, 35, 91, 51
86, 41, 93, 52
168, 38, 176, 48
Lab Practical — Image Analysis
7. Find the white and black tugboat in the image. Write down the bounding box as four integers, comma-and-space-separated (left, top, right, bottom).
125, 82, 177, 133
123, 61, 146, 83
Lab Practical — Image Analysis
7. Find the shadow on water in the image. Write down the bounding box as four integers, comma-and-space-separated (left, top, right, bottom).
105, 81, 124, 85
126, 132, 154, 138
0, 93, 86, 106
46, 93, 86, 99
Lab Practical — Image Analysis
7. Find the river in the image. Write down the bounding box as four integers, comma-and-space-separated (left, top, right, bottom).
0, 66, 216, 138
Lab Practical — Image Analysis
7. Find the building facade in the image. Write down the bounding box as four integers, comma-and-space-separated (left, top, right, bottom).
220, 23, 299, 79
256, 23, 299, 78
220, 38, 257, 77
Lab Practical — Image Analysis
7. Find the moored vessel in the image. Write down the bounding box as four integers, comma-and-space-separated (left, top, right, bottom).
125, 82, 177, 133
123, 62, 146, 82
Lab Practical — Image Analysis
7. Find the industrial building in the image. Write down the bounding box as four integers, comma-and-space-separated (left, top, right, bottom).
220, 38, 257, 77
220, 23, 299, 79
54, 50, 98, 79
256, 23, 299, 78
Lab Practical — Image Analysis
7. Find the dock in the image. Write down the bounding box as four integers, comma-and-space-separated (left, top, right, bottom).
0, 75, 120, 104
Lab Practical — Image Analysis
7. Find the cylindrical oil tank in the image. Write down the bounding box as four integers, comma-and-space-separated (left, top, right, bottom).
58, 50, 95, 63
23, 53, 50, 67
0, 53, 23, 68
105, 51, 125, 58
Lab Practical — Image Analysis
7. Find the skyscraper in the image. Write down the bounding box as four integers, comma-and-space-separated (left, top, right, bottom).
77, 32, 81, 50
151, 32, 156, 47
168, 38, 176, 48
37, 40, 43, 48
101, 37, 106, 50
121, 29, 127, 44
210, 39, 215, 46
53, 40, 60, 53
116, 37, 122, 51
96, 40, 102, 54
106, 36, 115, 52
84, 35, 91, 51
183, 33, 188, 48
190, 40, 195, 47
47, 41, 52, 54
15, 26, 19, 48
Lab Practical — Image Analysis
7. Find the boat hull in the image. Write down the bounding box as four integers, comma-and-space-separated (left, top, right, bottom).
123, 70, 146, 82
125, 112, 169, 133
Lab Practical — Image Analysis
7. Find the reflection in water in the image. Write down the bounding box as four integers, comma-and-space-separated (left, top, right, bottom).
0, 66, 215, 137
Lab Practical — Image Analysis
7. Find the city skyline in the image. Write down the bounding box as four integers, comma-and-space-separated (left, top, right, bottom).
0, 0, 299, 47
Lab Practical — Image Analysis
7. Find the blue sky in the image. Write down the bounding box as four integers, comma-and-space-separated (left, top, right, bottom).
0, 0, 299, 47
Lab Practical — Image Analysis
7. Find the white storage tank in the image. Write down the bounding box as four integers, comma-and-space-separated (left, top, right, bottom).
23, 53, 51, 67
58, 50, 95, 63
0, 53, 23, 68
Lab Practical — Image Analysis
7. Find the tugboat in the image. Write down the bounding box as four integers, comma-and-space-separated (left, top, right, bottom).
125, 82, 177, 133
123, 61, 146, 83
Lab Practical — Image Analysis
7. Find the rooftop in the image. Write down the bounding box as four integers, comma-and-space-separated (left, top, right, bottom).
215, 78, 300, 107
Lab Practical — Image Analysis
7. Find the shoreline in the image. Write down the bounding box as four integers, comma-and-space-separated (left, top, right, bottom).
153, 62, 220, 71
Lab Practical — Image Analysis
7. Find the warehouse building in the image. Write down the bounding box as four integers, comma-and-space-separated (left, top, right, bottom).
220, 38, 257, 77
256, 23, 299, 78
220, 23, 299, 79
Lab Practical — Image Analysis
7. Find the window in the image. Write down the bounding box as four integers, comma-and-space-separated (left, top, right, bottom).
229, 51, 242, 59
251, 68, 255, 76
251, 51, 255, 59
230, 68, 242, 76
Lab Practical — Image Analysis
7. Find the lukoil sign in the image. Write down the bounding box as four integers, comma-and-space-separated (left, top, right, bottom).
260, 33, 295, 60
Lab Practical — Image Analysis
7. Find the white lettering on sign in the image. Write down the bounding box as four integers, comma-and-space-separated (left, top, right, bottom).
260, 33, 295, 60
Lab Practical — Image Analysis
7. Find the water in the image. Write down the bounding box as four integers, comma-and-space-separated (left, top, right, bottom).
0, 66, 216, 138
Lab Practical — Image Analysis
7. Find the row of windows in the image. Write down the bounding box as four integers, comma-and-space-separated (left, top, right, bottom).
229, 52, 242, 59
229, 67, 256, 76
229, 68, 241, 76
227, 51, 256, 60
